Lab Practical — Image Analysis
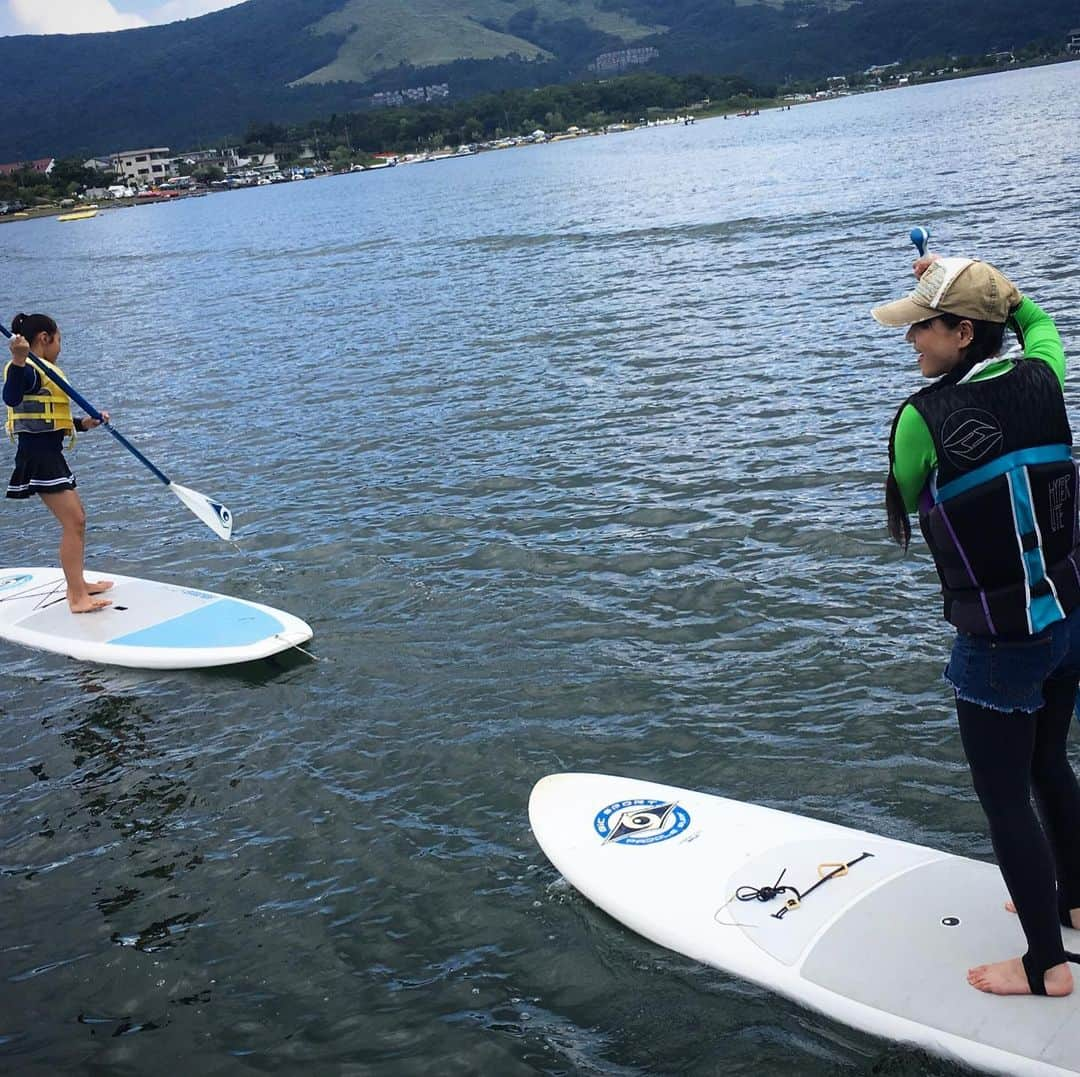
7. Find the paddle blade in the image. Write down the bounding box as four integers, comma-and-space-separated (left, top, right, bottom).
169, 482, 234, 541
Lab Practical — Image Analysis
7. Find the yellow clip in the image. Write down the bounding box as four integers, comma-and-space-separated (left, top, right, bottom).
818, 862, 848, 879
784, 896, 800, 911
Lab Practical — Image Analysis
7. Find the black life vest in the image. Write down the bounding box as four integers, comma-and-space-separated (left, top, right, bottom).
910, 359, 1080, 637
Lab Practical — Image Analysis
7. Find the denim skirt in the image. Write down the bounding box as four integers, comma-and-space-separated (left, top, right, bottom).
945, 604, 1080, 713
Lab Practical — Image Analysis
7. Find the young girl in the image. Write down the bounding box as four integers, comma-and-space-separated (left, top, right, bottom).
4, 312, 113, 613
875, 254, 1080, 997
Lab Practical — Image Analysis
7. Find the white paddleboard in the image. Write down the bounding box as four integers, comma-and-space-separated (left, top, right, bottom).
529, 772, 1080, 1077
0, 567, 312, 669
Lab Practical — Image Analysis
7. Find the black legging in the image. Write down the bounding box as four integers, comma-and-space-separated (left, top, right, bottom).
956, 675, 1080, 977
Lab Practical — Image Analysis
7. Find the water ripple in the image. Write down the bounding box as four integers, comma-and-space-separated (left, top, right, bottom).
0, 62, 1077, 1075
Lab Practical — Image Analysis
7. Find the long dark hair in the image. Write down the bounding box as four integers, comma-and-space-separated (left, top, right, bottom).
11, 312, 58, 350
885, 313, 1008, 550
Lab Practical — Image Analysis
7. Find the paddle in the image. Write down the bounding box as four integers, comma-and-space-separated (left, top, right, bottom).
909, 226, 930, 258
1, 324, 233, 541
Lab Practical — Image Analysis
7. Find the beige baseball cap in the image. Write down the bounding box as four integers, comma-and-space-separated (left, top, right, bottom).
871, 256, 1021, 327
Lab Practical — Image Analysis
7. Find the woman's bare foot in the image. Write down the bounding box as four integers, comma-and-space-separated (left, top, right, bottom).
86, 579, 113, 595
68, 591, 111, 614
968, 957, 1073, 996
1005, 901, 1080, 929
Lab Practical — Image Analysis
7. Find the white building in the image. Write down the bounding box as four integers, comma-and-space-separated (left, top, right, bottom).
180, 147, 242, 171
108, 147, 178, 184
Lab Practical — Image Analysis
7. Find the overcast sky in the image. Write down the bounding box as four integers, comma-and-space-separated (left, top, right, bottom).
0, 0, 250, 36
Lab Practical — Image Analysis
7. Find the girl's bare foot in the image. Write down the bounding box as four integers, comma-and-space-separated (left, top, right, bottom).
86, 579, 113, 595
1004, 901, 1080, 929
968, 957, 1073, 996
68, 592, 111, 614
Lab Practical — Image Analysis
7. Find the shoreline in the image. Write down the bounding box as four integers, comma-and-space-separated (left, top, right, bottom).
2, 54, 1074, 226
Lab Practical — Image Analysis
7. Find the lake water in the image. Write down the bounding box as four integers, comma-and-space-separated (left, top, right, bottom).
2, 61, 1079, 1075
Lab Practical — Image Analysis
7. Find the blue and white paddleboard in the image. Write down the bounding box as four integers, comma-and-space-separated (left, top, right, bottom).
0, 567, 312, 669
529, 773, 1080, 1077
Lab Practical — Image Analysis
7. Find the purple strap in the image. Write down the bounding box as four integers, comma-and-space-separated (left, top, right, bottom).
936, 501, 997, 635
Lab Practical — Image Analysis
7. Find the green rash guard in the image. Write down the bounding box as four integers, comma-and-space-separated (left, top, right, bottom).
891, 297, 1067, 513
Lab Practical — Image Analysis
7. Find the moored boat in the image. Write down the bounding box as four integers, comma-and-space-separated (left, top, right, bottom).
57, 207, 99, 222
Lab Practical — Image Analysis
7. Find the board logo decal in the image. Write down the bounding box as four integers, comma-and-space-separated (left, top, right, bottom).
594, 798, 690, 845
0, 573, 33, 591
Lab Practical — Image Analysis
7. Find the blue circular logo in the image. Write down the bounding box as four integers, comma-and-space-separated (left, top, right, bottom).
594, 798, 690, 845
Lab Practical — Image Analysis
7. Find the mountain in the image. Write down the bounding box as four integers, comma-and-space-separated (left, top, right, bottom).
0, 0, 1075, 160
290, 0, 664, 85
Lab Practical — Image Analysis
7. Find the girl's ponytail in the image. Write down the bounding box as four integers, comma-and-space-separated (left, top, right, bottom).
9, 312, 57, 345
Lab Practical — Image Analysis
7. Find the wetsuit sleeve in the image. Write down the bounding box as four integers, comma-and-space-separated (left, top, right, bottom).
891, 403, 936, 514
1010, 297, 1065, 388
2, 363, 41, 407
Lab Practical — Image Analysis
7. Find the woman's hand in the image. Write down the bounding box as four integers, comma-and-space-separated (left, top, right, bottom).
82, 411, 109, 430
913, 254, 940, 279
8, 334, 29, 366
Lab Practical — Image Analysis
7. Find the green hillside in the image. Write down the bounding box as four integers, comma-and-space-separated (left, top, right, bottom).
296, 0, 663, 84
0, 0, 1075, 161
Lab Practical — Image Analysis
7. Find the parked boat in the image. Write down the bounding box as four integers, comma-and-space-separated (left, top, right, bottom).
57, 207, 99, 222
135, 189, 181, 203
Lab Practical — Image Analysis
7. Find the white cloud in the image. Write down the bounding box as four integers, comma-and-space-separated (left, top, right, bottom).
9, 0, 147, 34
4, 0, 250, 36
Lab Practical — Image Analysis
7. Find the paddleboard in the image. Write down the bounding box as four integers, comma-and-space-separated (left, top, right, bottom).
529, 772, 1080, 1077
0, 567, 312, 669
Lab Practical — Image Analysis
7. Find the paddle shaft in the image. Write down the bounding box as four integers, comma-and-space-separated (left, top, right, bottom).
0, 323, 172, 485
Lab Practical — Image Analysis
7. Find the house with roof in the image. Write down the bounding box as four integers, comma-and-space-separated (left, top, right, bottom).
0, 158, 55, 176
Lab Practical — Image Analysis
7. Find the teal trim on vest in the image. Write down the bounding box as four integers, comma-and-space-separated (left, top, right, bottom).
1007, 468, 1065, 634
935, 444, 1073, 504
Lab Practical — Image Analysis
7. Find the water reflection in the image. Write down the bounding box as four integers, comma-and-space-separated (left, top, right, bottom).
58, 696, 204, 945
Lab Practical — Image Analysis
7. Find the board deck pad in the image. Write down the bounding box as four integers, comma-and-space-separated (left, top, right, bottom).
529, 772, 1080, 1077
724, 837, 937, 966
0, 568, 312, 669
802, 857, 1079, 1065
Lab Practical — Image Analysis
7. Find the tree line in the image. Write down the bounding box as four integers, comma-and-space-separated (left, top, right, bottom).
243, 72, 769, 161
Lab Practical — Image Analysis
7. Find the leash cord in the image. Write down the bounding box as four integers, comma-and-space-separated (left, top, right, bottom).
735, 852, 875, 920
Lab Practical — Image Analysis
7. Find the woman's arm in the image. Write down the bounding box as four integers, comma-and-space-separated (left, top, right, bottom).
892, 403, 936, 513
1010, 297, 1065, 388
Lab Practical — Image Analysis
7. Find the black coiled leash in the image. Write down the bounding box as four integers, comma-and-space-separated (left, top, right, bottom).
736, 869, 800, 909
736, 852, 874, 920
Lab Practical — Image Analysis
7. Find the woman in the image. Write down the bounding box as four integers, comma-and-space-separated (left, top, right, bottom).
875, 254, 1080, 996
4, 312, 112, 613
